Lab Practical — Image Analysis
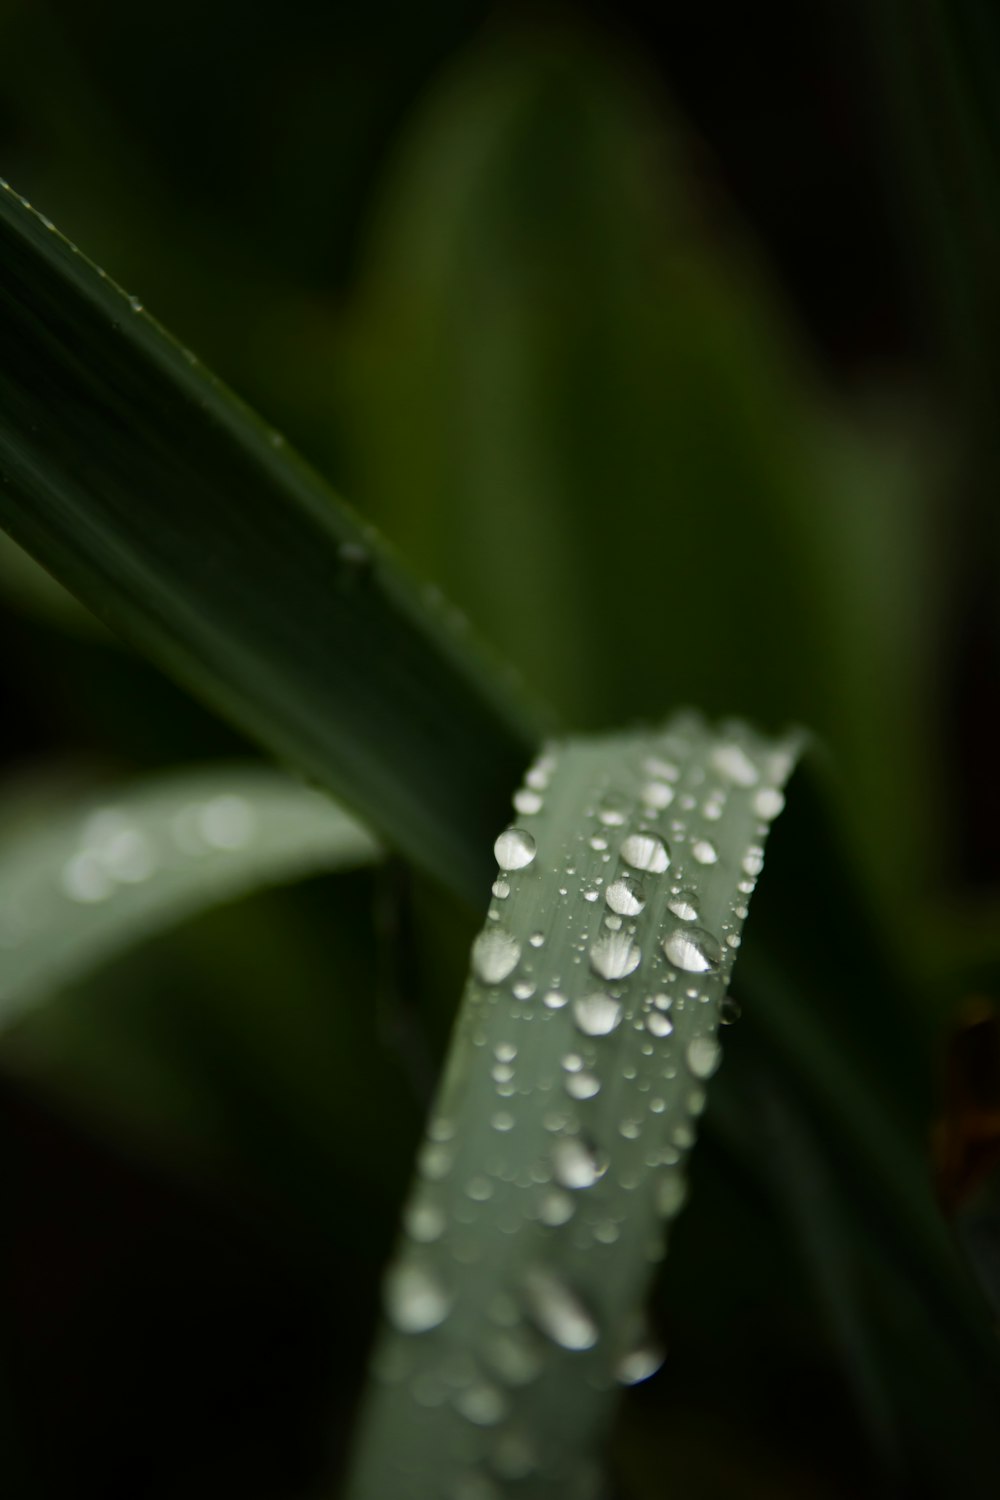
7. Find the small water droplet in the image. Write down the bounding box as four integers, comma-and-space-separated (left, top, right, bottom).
523, 1267, 598, 1350
711, 743, 759, 786
645, 1010, 674, 1038
492, 877, 510, 899
199, 795, 255, 849
753, 787, 785, 820
529, 931, 545, 948
605, 872, 645, 916
667, 889, 699, 921
494, 827, 537, 871
691, 838, 718, 866
566, 1070, 601, 1100
455, 1382, 507, 1426
656, 1171, 688, 1217
621, 833, 670, 874
538, 1188, 575, 1226
720, 993, 742, 1026
491, 1110, 516, 1132
597, 795, 629, 827
385, 1261, 451, 1332
662, 926, 723, 973
513, 789, 542, 816
642, 780, 674, 810
543, 990, 567, 1010
573, 992, 623, 1036
128, 293, 143, 312
405, 1201, 446, 1242
552, 1134, 608, 1189
615, 1337, 666, 1386
472, 928, 521, 984
687, 1035, 722, 1079
743, 846, 765, 877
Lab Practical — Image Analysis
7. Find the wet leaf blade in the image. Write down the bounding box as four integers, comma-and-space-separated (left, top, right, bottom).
0, 181, 541, 901
346, 713, 799, 1498
0, 763, 380, 1024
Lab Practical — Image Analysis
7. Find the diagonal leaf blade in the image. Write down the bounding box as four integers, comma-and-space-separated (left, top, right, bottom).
0, 180, 542, 901
0, 763, 380, 1026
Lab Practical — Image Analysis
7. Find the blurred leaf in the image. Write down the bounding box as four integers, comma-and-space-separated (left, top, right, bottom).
0, 179, 542, 901
0, 762, 379, 1025
337, 34, 942, 909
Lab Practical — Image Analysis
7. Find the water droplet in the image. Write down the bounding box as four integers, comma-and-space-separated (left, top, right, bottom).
128, 293, 143, 312
198, 795, 255, 849
523, 1267, 598, 1350
589, 932, 641, 981
691, 838, 718, 866
642, 780, 674, 811
743, 846, 765, 877
615, 1338, 666, 1386
566, 1070, 601, 1100
513, 789, 542, 816
667, 890, 699, 921
538, 1188, 575, 1226
455, 1382, 507, 1426
486, 1329, 543, 1385
621, 833, 670, 874
466, 1175, 494, 1202
645, 1010, 674, 1038
573, 992, 623, 1036
662, 926, 723, 973
418, 1141, 454, 1180
61, 852, 112, 904
753, 786, 785, 820
656, 1171, 688, 1217
552, 1135, 607, 1189
491, 1110, 516, 1132
492, 877, 510, 899
720, 993, 742, 1026
687, 1035, 722, 1079
543, 990, 567, 1010
103, 827, 155, 883
711, 743, 759, 786
529, 931, 545, 948
526, 766, 549, 791
405, 1201, 446, 1242
385, 1262, 451, 1332
472, 928, 521, 984
605, 872, 645, 916
494, 828, 536, 871
597, 796, 628, 827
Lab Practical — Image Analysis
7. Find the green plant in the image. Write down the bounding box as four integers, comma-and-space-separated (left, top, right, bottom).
1, 18, 999, 1500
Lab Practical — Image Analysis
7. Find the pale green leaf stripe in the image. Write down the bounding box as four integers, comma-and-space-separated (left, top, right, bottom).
346, 712, 800, 1500
0, 181, 540, 901
0, 765, 379, 1025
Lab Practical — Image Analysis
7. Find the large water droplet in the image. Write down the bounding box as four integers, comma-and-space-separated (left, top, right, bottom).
605, 873, 645, 916
687, 1035, 722, 1079
523, 1267, 598, 1351
620, 832, 670, 874
589, 932, 642, 981
384, 1262, 451, 1333
552, 1135, 607, 1189
667, 889, 699, 921
494, 827, 536, 871
472, 928, 521, 984
662, 926, 723, 973
573, 992, 623, 1037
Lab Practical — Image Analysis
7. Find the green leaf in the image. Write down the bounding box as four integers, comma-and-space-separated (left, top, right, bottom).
0, 763, 379, 1025
345, 712, 799, 1499
0, 179, 542, 901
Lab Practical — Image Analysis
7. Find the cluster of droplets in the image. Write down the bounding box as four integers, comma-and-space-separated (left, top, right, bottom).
363, 724, 795, 1499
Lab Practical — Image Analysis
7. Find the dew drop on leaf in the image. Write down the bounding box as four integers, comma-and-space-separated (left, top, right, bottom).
472, 928, 521, 984
494, 827, 537, 871
384, 1262, 451, 1333
662, 926, 723, 973
620, 832, 670, 874
573, 992, 623, 1037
